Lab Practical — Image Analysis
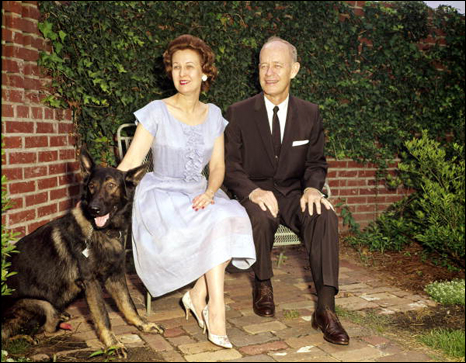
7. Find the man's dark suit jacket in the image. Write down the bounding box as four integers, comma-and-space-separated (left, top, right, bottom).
224, 93, 328, 201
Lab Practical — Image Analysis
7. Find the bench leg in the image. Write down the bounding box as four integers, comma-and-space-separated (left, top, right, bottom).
146, 291, 152, 316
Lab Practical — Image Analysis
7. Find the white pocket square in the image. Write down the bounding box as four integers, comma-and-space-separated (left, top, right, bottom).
292, 140, 309, 147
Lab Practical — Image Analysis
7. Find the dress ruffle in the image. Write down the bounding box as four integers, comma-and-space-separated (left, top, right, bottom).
183, 124, 204, 183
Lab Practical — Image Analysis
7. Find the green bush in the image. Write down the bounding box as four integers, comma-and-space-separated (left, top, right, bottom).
425, 279, 465, 305
37, 1, 464, 165
347, 131, 465, 268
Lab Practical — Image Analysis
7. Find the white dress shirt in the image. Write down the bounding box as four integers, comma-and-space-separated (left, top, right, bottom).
264, 95, 289, 143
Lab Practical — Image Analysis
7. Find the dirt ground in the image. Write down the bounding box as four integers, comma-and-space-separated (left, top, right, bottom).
4, 239, 465, 362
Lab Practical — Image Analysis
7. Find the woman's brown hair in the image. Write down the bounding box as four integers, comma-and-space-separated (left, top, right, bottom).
163, 35, 217, 92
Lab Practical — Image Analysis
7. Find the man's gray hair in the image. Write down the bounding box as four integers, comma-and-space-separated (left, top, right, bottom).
261, 36, 298, 63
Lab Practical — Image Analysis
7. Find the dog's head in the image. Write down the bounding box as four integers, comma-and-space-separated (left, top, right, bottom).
79, 147, 146, 230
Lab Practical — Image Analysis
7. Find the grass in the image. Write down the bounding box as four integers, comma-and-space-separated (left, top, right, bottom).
418, 329, 465, 359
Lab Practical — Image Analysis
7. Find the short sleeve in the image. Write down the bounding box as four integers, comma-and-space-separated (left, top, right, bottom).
212, 104, 228, 138
133, 101, 161, 137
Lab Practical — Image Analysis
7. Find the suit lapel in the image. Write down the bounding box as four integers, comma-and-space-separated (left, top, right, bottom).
254, 94, 277, 167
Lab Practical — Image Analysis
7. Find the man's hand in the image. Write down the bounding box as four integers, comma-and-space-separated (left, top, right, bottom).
300, 187, 334, 216
249, 188, 279, 218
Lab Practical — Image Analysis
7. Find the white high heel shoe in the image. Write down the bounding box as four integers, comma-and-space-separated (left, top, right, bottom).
181, 291, 204, 330
202, 305, 233, 349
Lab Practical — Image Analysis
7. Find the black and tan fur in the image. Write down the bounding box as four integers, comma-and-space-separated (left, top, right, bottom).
1, 148, 163, 356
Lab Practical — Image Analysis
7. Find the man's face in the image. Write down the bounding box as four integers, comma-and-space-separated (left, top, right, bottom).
259, 41, 300, 101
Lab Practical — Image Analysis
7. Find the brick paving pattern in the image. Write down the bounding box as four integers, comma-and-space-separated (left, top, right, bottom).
38, 245, 439, 362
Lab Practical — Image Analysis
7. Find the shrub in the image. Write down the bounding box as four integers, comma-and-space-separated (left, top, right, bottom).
425, 279, 465, 305
347, 131, 465, 269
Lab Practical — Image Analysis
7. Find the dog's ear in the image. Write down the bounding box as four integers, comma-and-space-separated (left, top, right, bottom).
125, 163, 147, 187
80, 146, 95, 179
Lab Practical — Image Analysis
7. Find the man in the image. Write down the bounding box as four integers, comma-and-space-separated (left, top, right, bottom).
224, 37, 349, 345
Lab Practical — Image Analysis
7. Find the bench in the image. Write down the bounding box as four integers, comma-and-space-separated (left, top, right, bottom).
116, 123, 331, 315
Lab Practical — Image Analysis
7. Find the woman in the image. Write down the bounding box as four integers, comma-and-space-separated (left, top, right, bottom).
118, 34, 256, 349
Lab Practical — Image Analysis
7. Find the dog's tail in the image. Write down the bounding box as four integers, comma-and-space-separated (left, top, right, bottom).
1, 299, 61, 341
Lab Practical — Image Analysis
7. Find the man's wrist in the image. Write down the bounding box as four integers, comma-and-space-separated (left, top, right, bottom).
249, 188, 261, 200
304, 187, 325, 198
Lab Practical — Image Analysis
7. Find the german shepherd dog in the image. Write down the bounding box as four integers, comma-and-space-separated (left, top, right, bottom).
2, 148, 163, 357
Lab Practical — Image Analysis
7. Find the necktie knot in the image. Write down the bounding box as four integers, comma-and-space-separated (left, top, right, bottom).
273, 106, 279, 115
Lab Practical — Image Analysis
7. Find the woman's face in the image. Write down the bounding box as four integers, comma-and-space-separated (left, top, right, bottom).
171, 49, 204, 95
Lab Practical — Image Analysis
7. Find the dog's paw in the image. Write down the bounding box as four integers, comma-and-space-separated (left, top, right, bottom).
105, 342, 127, 359
139, 322, 164, 334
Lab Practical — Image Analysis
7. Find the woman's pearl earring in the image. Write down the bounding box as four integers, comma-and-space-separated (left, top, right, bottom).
202, 74, 208, 82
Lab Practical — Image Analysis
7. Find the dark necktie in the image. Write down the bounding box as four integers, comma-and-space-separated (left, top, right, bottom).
272, 106, 281, 159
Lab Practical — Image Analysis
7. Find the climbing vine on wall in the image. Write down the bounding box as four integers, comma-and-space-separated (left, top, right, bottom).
37, 1, 465, 165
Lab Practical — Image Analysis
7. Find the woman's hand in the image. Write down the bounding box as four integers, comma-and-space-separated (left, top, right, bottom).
192, 190, 215, 211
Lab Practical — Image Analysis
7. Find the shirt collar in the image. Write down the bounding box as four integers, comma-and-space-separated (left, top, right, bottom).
264, 94, 289, 115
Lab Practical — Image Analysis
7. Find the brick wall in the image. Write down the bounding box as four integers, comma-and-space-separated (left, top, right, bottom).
327, 158, 408, 229
2, 1, 438, 237
2, 1, 80, 237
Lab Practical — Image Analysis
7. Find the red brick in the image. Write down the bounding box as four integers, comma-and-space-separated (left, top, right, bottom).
5, 74, 24, 88
2, 104, 15, 118
59, 199, 76, 212
58, 122, 74, 133
36, 122, 56, 133
25, 91, 40, 103
16, 105, 30, 118
24, 76, 41, 90
5, 89, 25, 103
50, 135, 67, 147
2, 167, 23, 181
24, 63, 40, 77
9, 197, 24, 210
9, 151, 37, 164
338, 188, 359, 196
11, 226, 27, 238
25, 136, 48, 148
50, 187, 68, 200
8, 209, 36, 226
3, 14, 22, 31
24, 165, 47, 179
26, 192, 48, 207
60, 149, 76, 160
38, 150, 58, 162
338, 170, 358, 178
38, 176, 58, 190
19, 18, 38, 34
3, 1, 23, 14
9, 180, 35, 194
37, 203, 58, 218
49, 163, 66, 175
358, 170, 376, 178
22, 4, 41, 20
6, 121, 34, 133
2, 28, 14, 42
43, 108, 54, 120
347, 179, 367, 187
27, 220, 47, 234
3, 136, 22, 148
2, 58, 21, 73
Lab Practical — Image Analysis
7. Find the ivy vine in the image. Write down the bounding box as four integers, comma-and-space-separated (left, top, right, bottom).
37, 1, 465, 165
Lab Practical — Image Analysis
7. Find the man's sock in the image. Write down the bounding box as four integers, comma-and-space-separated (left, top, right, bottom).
317, 285, 337, 312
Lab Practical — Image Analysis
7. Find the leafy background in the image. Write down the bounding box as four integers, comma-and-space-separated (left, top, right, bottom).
37, 1, 464, 166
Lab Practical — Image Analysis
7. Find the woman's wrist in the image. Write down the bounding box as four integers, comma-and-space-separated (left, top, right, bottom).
205, 189, 215, 198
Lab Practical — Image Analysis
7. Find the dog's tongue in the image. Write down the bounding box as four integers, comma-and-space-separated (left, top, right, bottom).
95, 214, 110, 228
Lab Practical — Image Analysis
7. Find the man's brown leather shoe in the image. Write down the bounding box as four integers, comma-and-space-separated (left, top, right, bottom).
253, 280, 275, 317
312, 308, 349, 345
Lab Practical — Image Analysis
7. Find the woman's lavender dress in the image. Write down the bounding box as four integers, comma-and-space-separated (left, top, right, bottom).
132, 100, 256, 297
